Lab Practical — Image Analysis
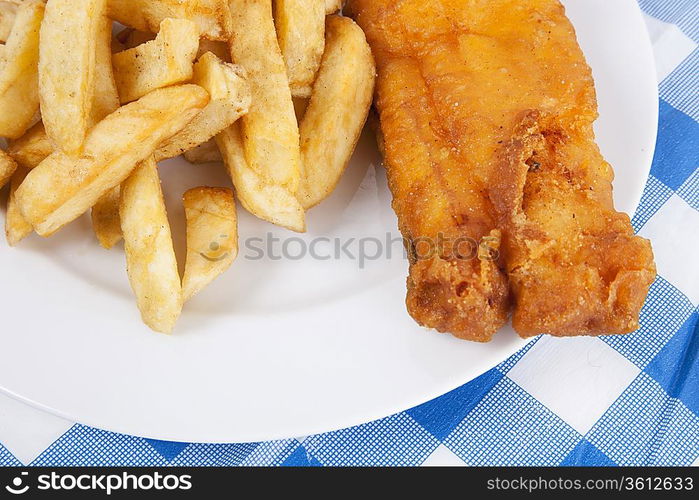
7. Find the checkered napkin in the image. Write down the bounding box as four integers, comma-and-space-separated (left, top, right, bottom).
0, 0, 696, 467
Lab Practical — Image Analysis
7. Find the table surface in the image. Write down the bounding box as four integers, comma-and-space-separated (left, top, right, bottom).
0, 0, 697, 467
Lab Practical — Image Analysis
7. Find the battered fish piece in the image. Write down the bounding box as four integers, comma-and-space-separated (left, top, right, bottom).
491, 109, 656, 338
350, 0, 655, 339
349, 0, 512, 341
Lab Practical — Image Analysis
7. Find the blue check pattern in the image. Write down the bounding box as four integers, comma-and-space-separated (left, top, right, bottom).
0, 0, 697, 467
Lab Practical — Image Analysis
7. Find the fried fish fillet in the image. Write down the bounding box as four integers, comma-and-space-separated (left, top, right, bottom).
350, 0, 656, 339
349, 0, 512, 341
492, 107, 655, 337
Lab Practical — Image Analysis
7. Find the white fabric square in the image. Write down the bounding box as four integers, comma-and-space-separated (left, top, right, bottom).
507, 337, 640, 434
0, 393, 73, 465
422, 444, 467, 466
639, 195, 699, 305
643, 14, 697, 81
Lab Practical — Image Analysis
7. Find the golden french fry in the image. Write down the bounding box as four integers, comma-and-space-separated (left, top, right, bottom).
107, 0, 232, 41
120, 156, 182, 333
5, 164, 31, 246
39, 0, 105, 154
298, 16, 375, 209
216, 124, 305, 232
274, 0, 325, 98
183, 138, 222, 164
7, 121, 52, 169
113, 18, 199, 104
90, 13, 123, 248
90, 14, 120, 125
325, 0, 343, 14
16, 84, 209, 236
0, 0, 44, 139
0, 1, 17, 42
229, 0, 302, 194
1, 148, 17, 189
155, 52, 250, 161
182, 187, 238, 301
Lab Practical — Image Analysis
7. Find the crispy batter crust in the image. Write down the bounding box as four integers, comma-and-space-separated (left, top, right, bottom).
350, 0, 655, 339
491, 110, 655, 337
349, 0, 512, 341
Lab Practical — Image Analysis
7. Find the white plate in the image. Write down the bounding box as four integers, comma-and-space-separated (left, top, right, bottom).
0, 0, 657, 443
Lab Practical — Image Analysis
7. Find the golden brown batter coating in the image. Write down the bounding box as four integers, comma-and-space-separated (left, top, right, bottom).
491, 110, 656, 338
350, 0, 655, 339
349, 0, 514, 341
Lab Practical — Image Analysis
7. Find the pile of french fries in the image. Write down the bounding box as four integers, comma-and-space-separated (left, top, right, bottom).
0, 0, 376, 333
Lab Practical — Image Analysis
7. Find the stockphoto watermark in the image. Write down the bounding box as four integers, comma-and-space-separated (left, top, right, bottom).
231, 232, 500, 269
2, 470, 192, 496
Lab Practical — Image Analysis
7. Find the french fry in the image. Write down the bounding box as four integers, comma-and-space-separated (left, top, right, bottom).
107, 0, 232, 41
6, 121, 52, 169
39, 0, 105, 155
216, 124, 305, 232
183, 138, 222, 164
5, 164, 31, 246
90, 14, 120, 125
16, 84, 209, 236
90, 13, 124, 249
113, 18, 199, 104
325, 0, 343, 14
0, 0, 44, 139
155, 52, 250, 161
0, 1, 17, 42
120, 156, 182, 333
228, 0, 302, 194
0, 148, 17, 189
182, 187, 238, 301
274, 0, 325, 98
297, 16, 375, 209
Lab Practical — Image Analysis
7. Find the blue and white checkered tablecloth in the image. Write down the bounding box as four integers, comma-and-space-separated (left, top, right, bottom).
0, 0, 697, 467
